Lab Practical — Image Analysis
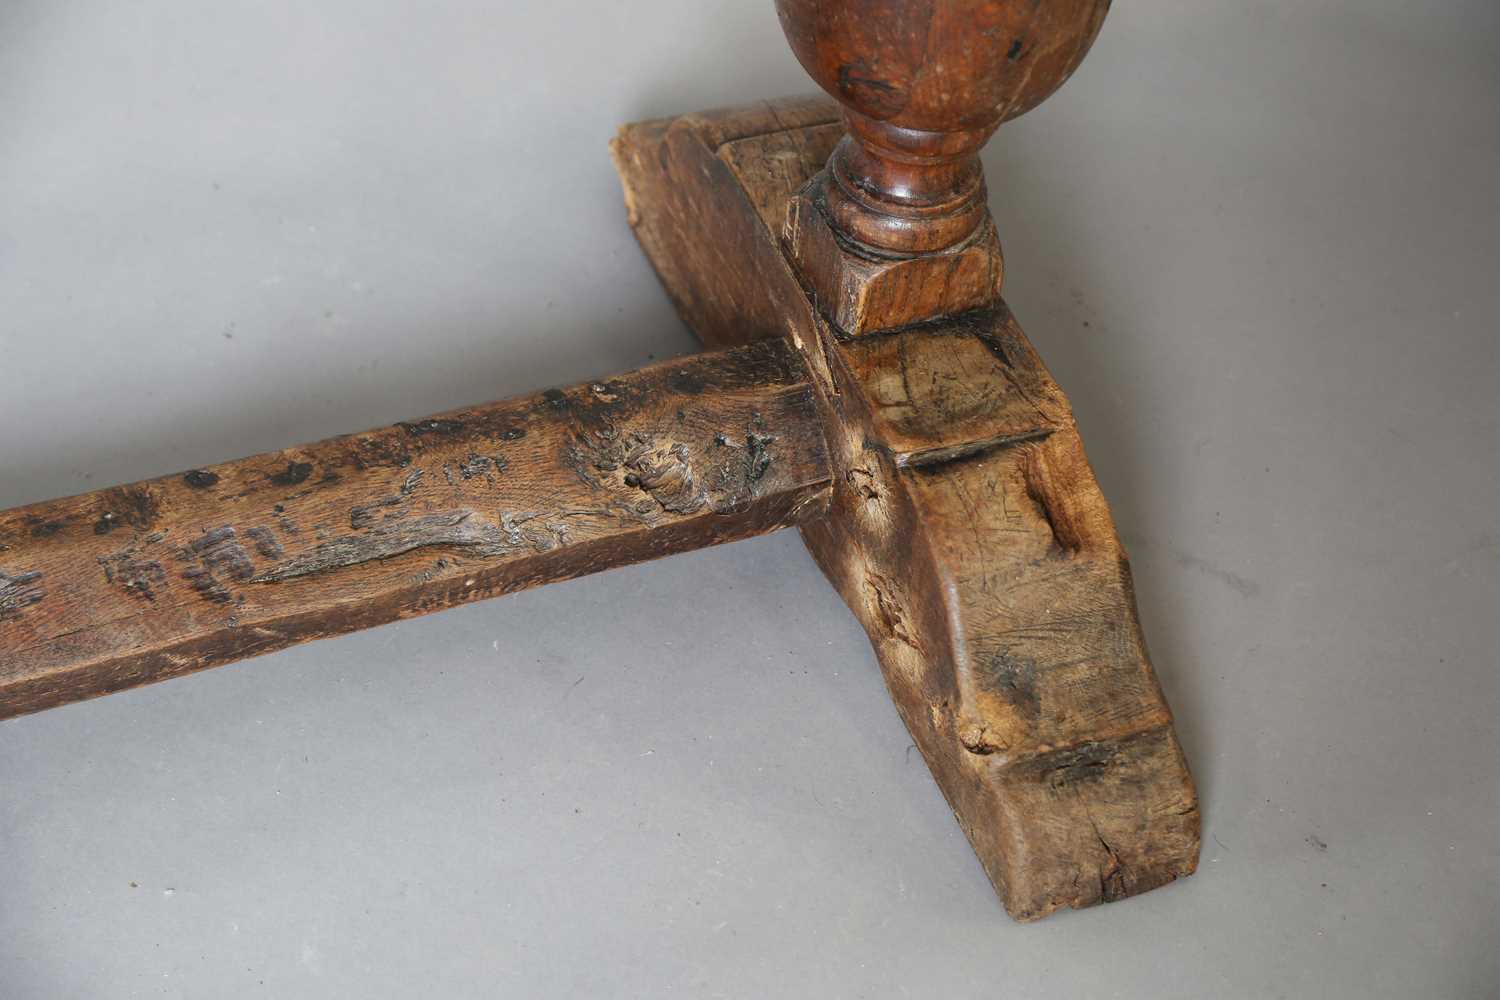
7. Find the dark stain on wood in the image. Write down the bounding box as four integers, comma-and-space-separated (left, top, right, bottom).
398, 418, 467, 437
183, 470, 220, 489
667, 370, 707, 395
0, 569, 45, 620
26, 518, 65, 539
1019, 741, 1122, 790
269, 462, 314, 487
92, 486, 161, 536
974, 641, 1041, 723
342, 436, 415, 473
836, 59, 905, 118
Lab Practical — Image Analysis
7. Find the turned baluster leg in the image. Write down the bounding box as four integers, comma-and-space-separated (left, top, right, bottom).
777, 0, 1111, 335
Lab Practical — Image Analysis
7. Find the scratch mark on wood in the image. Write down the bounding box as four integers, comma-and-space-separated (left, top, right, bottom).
250, 511, 531, 583
177, 526, 254, 604
458, 454, 505, 481
98, 552, 168, 601
350, 468, 424, 528
0, 569, 45, 620
244, 527, 284, 559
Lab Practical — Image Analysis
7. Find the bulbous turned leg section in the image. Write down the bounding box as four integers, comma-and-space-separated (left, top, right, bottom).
776, 0, 1112, 335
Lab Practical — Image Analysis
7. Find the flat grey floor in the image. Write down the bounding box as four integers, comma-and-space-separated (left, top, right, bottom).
2, 2, 1497, 997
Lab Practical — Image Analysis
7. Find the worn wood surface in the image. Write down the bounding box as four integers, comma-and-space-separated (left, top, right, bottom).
615, 98, 1199, 921
0, 339, 832, 720
609, 97, 841, 351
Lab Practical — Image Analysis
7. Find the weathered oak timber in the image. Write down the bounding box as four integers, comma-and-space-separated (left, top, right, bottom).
0, 339, 831, 720
6, 0, 1195, 933
614, 98, 1199, 921
609, 97, 842, 351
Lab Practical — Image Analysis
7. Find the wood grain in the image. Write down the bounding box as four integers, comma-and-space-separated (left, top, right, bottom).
610, 97, 840, 351
0, 339, 831, 720
614, 98, 1199, 921
804, 313, 1199, 919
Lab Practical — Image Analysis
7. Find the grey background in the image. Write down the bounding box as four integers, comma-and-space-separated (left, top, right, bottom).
2, 0, 1496, 996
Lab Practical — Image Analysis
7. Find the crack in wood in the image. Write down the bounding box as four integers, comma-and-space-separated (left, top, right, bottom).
249, 511, 533, 584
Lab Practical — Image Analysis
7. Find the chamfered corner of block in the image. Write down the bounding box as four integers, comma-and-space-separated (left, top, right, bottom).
783, 182, 1005, 338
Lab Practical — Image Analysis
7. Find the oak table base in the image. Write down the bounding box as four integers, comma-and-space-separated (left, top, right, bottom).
0, 97, 1199, 925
